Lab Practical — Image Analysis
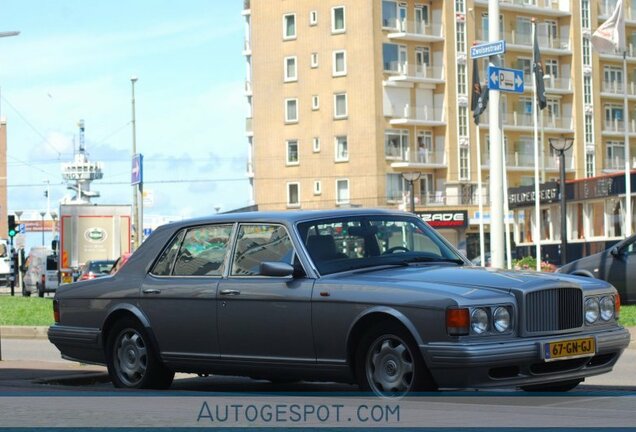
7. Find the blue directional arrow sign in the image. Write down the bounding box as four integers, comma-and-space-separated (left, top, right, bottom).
18, 223, 26, 234
488, 66, 525, 93
470, 40, 506, 59
131, 153, 143, 185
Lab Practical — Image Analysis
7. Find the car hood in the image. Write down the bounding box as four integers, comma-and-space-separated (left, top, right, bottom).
557, 251, 604, 275
326, 264, 609, 301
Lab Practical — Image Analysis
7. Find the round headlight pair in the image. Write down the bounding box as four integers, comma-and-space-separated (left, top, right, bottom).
586, 297, 615, 324
471, 307, 511, 334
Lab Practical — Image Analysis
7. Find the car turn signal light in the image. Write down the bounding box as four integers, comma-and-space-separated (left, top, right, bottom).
53, 299, 60, 323
615, 294, 621, 320
447, 308, 469, 336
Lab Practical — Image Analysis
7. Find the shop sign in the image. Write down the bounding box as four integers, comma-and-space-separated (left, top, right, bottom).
568, 171, 636, 201
418, 211, 468, 228
508, 182, 559, 209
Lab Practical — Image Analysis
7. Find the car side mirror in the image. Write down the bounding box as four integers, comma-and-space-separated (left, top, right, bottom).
610, 246, 620, 257
260, 261, 294, 277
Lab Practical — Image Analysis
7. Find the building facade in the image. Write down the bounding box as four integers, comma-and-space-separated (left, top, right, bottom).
243, 0, 636, 259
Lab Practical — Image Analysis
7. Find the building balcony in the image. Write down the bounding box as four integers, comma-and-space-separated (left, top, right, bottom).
598, 43, 636, 62
388, 148, 446, 169
474, 0, 571, 17
385, 63, 444, 84
245, 117, 253, 136
479, 112, 573, 133
387, 191, 488, 207
599, 3, 636, 23
601, 81, 636, 97
242, 39, 251, 56
386, 105, 445, 126
480, 30, 571, 54
385, 20, 444, 42
245, 80, 252, 95
603, 156, 636, 172
482, 150, 575, 172
522, 75, 573, 94
246, 160, 254, 178
602, 119, 636, 136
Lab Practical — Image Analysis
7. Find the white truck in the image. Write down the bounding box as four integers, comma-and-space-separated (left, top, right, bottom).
59, 204, 132, 284
22, 246, 59, 297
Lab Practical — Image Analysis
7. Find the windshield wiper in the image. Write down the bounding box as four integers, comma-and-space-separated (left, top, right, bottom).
399, 257, 465, 265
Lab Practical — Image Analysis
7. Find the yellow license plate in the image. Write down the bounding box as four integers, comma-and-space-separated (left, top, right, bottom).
544, 337, 596, 361
62, 274, 73, 284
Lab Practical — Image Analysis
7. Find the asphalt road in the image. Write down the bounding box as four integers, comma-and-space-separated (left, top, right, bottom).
1, 338, 636, 428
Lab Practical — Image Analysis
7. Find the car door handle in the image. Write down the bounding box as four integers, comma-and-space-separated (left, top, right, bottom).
220, 289, 241, 296
142, 288, 161, 295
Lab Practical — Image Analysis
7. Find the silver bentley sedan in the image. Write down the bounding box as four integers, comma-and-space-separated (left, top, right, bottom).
48, 209, 631, 397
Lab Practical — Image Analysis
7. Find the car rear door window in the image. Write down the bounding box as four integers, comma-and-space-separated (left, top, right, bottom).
173, 224, 234, 276
231, 224, 294, 276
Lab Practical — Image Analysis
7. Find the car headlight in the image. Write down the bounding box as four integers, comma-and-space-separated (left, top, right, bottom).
600, 296, 614, 321
493, 306, 511, 332
585, 298, 600, 324
471, 308, 489, 334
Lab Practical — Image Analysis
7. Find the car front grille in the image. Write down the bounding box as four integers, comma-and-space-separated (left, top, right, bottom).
525, 288, 583, 333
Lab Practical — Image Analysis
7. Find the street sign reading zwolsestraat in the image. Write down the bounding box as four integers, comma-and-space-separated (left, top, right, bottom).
470, 40, 506, 59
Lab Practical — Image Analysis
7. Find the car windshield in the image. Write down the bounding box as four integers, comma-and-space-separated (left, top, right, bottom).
297, 215, 465, 275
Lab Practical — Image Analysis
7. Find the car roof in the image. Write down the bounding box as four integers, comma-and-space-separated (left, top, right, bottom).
161, 208, 413, 231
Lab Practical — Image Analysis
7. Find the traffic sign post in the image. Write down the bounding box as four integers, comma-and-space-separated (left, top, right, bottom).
488, 66, 525, 93
470, 40, 506, 59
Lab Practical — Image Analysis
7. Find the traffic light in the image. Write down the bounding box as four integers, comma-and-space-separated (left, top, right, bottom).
8, 215, 16, 238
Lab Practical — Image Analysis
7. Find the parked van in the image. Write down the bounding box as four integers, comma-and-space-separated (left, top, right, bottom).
22, 247, 59, 297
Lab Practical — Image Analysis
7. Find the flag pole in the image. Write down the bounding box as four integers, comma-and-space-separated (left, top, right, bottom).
623, 51, 633, 237
532, 19, 541, 271
476, 127, 486, 267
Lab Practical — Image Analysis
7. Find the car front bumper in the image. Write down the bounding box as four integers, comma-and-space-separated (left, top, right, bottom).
420, 326, 631, 389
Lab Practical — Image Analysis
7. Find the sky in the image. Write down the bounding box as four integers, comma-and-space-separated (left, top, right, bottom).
1, 0, 249, 232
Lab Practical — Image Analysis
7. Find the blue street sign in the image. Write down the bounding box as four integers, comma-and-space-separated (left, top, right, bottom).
131, 153, 143, 185
470, 40, 506, 59
143, 228, 153, 237
18, 223, 26, 234
488, 66, 525, 93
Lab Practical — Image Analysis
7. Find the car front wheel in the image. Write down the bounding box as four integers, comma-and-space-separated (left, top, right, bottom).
355, 322, 436, 398
106, 319, 174, 389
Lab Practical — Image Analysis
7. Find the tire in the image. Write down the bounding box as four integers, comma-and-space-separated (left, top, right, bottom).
355, 321, 436, 398
105, 318, 174, 389
521, 379, 582, 393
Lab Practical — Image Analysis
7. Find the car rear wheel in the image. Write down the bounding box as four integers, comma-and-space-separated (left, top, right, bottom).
521, 379, 582, 392
106, 318, 174, 389
355, 322, 436, 398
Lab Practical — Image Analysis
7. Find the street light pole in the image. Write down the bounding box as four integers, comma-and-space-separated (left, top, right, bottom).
549, 136, 574, 266
131, 76, 139, 250
39, 211, 46, 246
401, 172, 421, 213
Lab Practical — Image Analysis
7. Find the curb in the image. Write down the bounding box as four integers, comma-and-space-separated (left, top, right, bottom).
35, 372, 111, 386
0, 326, 49, 339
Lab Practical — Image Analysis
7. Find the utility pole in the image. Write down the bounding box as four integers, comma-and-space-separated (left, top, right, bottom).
488, 0, 505, 269
131, 77, 140, 250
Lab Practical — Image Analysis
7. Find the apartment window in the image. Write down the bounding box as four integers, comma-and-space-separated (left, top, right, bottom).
311, 52, 319, 68
284, 56, 297, 82
313, 180, 322, 195
283, 14, 296, 40
312, 95, 320, 110
459, 147, 470, 181
285, 98, 298, 123
312, 137, 321, 152
333, 50, 347, 76
516, 17, 532, 45
336, 179, 350, 204
383, 43, 406, 72
546, 99, 560, 119
585, 114, 594, 144
545, 20, 558, 47
456, 22, 466, 53
334, 93, 348, 118
287, 182, 300, 207
516, 57, 532, 79
335, 136, 348, 162
455, 0, 465, 14
606, 141, 625, 170
458, 106, 468, 137
605, 104, 624, 129
481, 13, 504, 41
545, 59, 558, 79
386, 173, 405, 202
332, 6, 346, 33
583, 38, 591, 66
581, 0, 591, 29
604, 65, 623, 92
385, 129, 409, 160
584, 76, 592, 104
586, 152, 596, 178
309, 10, 318, 26
382, 1, 397, 28
286, 140, 299, 165
457, 64, 467, 95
